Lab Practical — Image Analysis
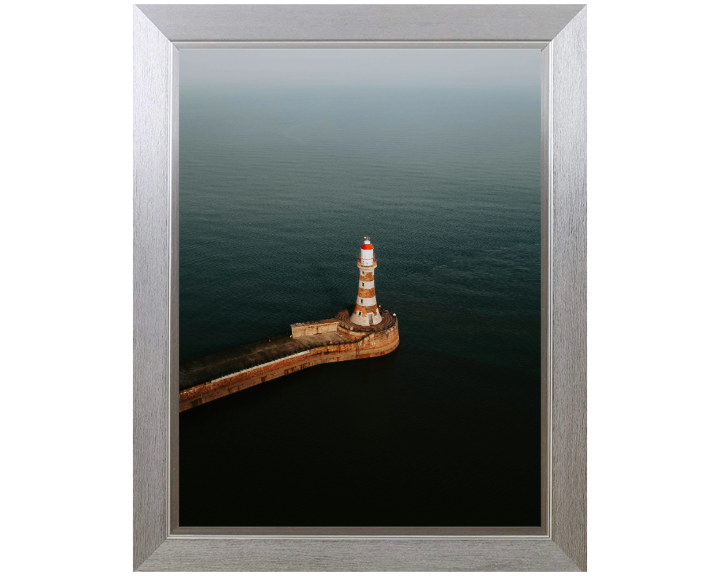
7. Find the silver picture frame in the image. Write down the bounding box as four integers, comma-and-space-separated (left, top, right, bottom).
134, 4, 587, 571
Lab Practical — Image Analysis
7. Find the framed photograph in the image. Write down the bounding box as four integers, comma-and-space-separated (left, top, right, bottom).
134, 4, 586, 571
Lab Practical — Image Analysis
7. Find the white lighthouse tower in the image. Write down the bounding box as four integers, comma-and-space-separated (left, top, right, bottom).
351, 237, 381, 326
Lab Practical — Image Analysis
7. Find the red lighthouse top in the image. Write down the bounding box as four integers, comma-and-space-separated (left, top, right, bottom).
359, 236, 376, 267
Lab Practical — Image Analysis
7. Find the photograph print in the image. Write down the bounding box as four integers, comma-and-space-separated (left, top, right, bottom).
178, 48, 543, 529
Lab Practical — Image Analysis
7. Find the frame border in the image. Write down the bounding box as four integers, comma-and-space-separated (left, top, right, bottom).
134, 4, 586, 571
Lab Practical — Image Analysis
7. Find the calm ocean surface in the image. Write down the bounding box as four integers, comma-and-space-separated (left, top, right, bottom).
179, 82, 541, 526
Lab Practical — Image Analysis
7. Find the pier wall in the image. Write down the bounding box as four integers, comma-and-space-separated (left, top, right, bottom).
180, 319, 399, 412
290, 319, 340, 338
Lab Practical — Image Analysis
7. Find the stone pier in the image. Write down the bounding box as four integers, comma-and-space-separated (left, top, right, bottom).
179, 310, 399, 411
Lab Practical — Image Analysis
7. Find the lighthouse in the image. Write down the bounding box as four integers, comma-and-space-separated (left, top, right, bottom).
351, 236, 381, 326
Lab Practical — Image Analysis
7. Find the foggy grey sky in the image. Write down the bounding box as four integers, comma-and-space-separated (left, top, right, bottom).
180, 49, 540, 87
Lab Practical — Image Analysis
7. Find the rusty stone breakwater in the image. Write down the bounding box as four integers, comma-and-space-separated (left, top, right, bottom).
179, 310, 399, 412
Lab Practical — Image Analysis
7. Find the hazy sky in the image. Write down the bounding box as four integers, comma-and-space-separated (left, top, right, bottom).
180, 49, 540, 87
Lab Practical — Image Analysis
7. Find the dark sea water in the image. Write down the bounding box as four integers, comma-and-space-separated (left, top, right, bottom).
179, 82, 541, 527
